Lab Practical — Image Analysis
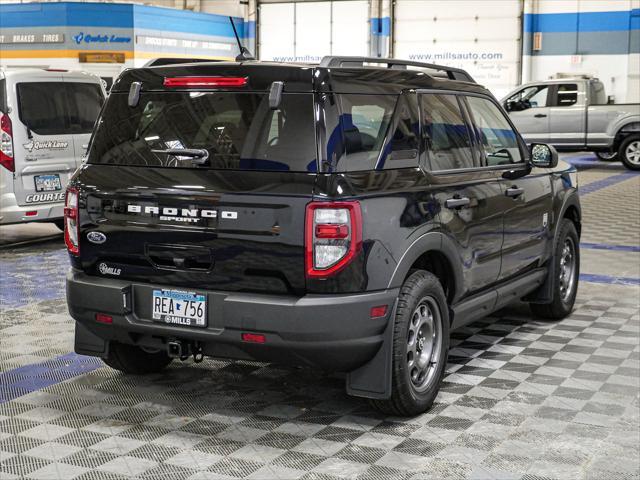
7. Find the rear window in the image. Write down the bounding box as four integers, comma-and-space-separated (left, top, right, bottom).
17, 82, 103, 135
89, 92, 317, 172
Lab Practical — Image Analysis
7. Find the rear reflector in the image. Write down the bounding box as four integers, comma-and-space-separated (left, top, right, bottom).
370, 305, 388, 318
163, 76, 247, 88
95, 313, 113, 324
25, 211, 37, 217
241, 333, 266, 344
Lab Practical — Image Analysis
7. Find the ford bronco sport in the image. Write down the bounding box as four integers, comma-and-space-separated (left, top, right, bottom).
66, 57, 581, 416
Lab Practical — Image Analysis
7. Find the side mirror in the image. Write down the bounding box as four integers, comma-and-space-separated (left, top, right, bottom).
530, 143, 558, 168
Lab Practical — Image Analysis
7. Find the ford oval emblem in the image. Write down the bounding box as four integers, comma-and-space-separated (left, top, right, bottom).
87, 231, 107, 244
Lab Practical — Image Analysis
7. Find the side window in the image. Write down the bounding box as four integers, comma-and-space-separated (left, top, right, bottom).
556, 83, 578, 107
466, 96, 523, 166
505, 85, 549, 112
378, 94, 420, 169
420, 94, 476, 171
337, 94, 395, 171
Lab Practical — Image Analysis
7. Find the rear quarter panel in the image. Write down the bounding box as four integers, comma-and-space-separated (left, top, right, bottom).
309, 168, 439, 294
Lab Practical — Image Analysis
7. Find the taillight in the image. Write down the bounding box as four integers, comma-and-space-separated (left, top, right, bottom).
305, 201, 362, 278
64, 187, 80, 255
163, 76, 247, 88
0, 114, 14, 172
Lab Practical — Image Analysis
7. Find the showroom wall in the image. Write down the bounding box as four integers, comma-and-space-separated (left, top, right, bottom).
258, 0, 370, 62
524, 0, 640, 103
0, 1, 253, 84
392, 0, 522, 98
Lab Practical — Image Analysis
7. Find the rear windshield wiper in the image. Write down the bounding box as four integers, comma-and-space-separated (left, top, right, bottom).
151, 148, 209, 165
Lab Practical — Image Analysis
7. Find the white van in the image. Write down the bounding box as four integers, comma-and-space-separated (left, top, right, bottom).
0, 69, 106, 229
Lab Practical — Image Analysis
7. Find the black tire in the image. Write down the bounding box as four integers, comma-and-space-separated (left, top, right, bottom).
530, 219, 580, 319
595, 151, 617, 161
53, 219, 65, 231
370, 270, 449, 416
103, 342, 172, 374
618, 134, 640, 171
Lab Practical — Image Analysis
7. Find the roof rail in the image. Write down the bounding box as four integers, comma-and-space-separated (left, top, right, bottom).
319, 56, 475, 83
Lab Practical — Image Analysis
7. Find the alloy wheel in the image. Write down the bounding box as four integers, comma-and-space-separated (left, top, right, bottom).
625, 140, 640, 166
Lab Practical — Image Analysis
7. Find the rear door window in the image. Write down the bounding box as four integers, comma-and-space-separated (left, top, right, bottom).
419, 93, 476, 171
89, 92, 317, 172
555, 83, 578, 107
17, 82, 103, 135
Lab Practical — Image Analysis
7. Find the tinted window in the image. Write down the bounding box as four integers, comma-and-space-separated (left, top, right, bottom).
420, 94, 476, 171
17, 82, 103, 135
505, 85, 549, 111
18, 83, 68, 135
556, 83, 578, 107
337, 94, 395, 171
89, 92, 317, 172
466, 96, 522, 166
378, 95, 420, 169
68, 83, 103, 133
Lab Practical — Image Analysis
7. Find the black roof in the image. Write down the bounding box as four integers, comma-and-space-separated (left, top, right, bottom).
111, 58, 490, 97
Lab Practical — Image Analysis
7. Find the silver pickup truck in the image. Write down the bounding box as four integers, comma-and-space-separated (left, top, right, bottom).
502, 78, 640, 170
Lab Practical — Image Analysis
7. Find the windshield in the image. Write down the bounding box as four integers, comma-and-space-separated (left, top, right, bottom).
89, 92, 318, 172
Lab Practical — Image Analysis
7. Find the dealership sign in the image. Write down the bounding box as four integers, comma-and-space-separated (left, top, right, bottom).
0, 33, 64, 44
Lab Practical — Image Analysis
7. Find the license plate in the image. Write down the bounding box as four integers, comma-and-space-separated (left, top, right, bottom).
34, 174, 62, 192
152, 289, 207, 327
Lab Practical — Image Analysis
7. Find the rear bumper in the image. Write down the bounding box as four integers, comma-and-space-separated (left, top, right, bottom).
67, 269, 398, 372
0, 192, 63, 225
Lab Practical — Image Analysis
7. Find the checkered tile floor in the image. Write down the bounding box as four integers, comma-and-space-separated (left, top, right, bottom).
1, 155, 639, 479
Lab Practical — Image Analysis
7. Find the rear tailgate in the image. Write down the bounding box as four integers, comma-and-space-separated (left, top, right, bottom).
76, 166, 314, 294
74, 79, 318, 295
12, 76, 103, 207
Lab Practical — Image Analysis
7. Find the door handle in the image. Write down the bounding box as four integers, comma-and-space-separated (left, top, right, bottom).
445, 197, 471, 209
506, 186, 525, 198
534, 113, 547, 118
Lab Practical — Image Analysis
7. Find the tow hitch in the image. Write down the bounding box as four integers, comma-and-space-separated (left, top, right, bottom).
167, 340, 204, 363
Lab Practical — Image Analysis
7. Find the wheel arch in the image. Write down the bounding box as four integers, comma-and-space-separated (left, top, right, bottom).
387, 232, 462, 305
613, 120, 640, 150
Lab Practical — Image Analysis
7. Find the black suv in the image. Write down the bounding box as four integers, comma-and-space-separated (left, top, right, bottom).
66, 57, 581, 416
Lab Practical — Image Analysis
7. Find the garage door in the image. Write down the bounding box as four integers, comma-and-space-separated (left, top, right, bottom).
393, 0, 522, 98
258, 1, 369, 63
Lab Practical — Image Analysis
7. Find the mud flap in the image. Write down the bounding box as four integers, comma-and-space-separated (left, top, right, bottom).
345, 300, 397, 400
524, 257, 554, 304
74, 322, 109, 358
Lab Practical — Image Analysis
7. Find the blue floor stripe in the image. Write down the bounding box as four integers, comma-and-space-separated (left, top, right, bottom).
579, 171, 638, 195
581, 242, 640, 252
0, 352, 102, 404
580, 273, 640, 286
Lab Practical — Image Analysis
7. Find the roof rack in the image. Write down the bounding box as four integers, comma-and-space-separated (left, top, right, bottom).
319, 56, 475, 83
